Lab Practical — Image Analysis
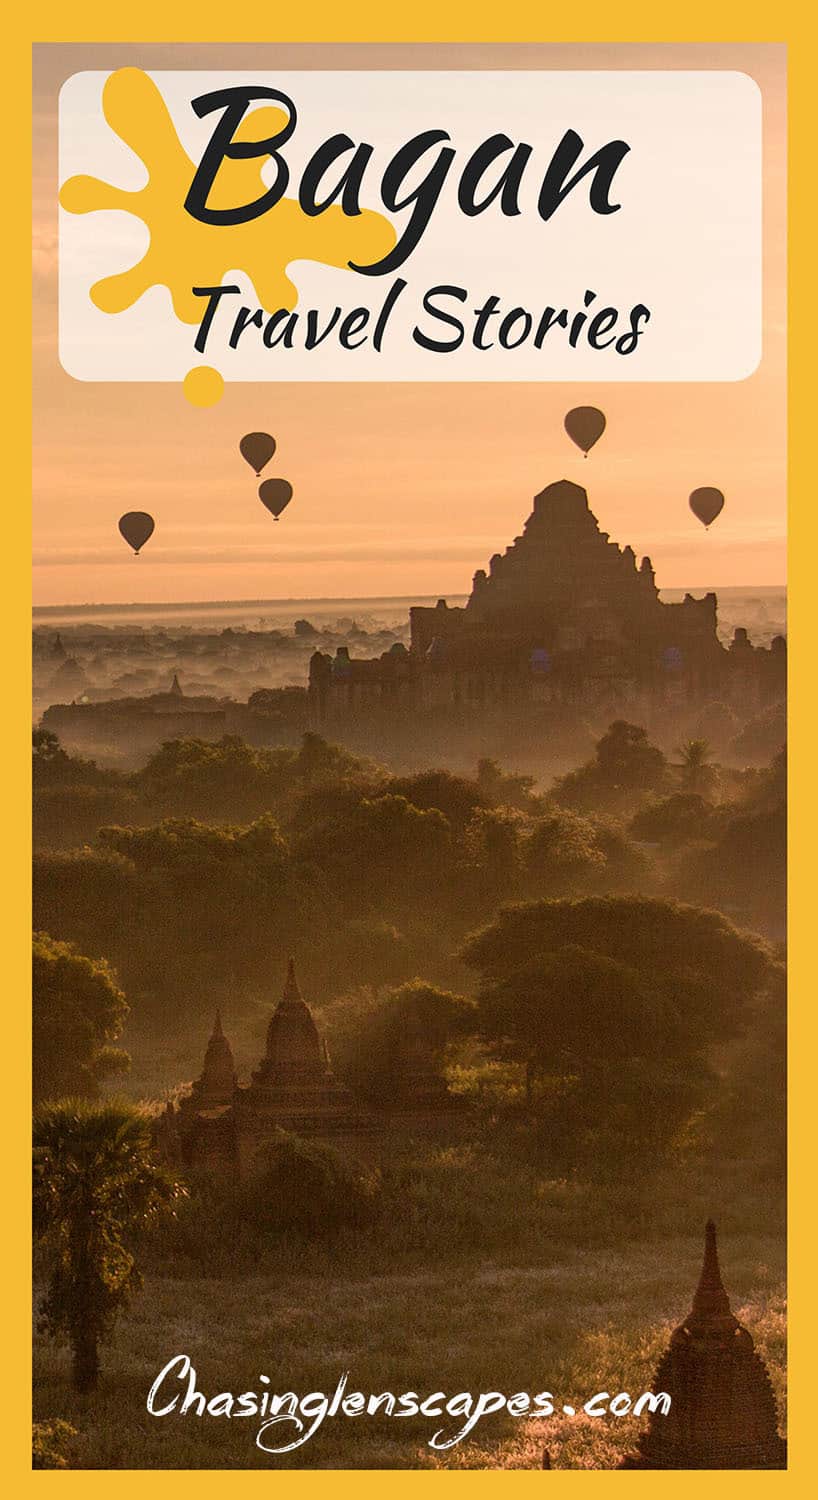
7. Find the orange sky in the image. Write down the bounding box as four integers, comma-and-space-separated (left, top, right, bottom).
33, 43, 786, 607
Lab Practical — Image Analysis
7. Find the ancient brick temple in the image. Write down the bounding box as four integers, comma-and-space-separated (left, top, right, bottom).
308, 480, 785, 725
621, 1220, 786, 1469
160, 960, 461, 1175
167, 960, 374, 1173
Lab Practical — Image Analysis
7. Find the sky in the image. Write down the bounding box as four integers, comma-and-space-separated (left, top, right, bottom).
32, 43, 786, 608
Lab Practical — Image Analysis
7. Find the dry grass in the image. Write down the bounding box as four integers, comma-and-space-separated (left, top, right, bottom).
33, 1228, 785, 1469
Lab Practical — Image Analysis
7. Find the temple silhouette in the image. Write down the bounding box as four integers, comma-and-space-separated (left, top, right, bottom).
620, 1220, 786, 1469
158, 960, 458, 1172
308, 479, 785, 725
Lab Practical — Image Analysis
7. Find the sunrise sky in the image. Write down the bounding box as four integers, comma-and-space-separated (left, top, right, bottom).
33, 43, 786, 608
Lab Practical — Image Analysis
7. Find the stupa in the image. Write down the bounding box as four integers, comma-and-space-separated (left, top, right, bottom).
621, 1220, 786, 1469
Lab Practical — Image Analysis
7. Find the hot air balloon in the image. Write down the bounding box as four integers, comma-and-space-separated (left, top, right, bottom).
258, 478, 293, 521
564, 406, 606, 456
118, 511, 155, 555
240, 432, 276, 475
689, 487, 725, 529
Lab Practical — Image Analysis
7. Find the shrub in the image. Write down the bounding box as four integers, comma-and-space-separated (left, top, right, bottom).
32, 1419, 80, 1469
239, 1130, 380, 1240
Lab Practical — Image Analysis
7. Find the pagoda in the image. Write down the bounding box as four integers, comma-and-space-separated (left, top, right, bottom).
175, 961, 376, 1174
621, 1220, 786, 1469
235, 959, 361, 1132
175, 1010, 238, 1170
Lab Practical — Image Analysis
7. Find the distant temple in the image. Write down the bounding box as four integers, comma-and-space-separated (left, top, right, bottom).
42, 685, 234, 759
161, 960, 458, 1174
48, 655, 89, 701
308, 480, 785, 725
621, 1220, 786, 1469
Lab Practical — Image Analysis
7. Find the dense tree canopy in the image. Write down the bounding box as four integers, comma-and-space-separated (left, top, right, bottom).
323, 981, 475, 1105
460, 908, 764, 1169
629, 792, 718, 848
553, 721, 669, 813
31, 724, 785, 1109
461, 896, 774, 1050
33, 933, 129, 1102
476, 945, 680, 1070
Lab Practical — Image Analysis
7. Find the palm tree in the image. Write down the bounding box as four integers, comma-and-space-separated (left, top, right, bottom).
33, 1099, 184, 1393
676, 738, 715, 795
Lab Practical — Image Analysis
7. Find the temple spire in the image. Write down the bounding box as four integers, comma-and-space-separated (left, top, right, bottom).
196, 1008, 236, 1105
283, 957, 302, 1004
688, 1218, 735, 1329
620, 1219, 786, 1468
253, 959, 328, 1084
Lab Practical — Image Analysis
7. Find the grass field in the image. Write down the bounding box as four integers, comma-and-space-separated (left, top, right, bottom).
33, 1224, 786, 1470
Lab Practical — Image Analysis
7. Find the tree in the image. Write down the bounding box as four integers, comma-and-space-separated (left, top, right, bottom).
135, 735, 294, 822
476, 757, 539, 812
288, 777, 383, 837
676, 738, 717, 797
91, 815, 317, 1002
33, 731, 132, 846
674, 801, 786, 937
322, 981, 476, 1105
327, 919, 414, 993
461, 896, 774, 1051
99, 811, 289, 875
462, 806, 523, 906
523, 810, 605, 895
33, 933, 129, 1103
712, 962, 786, 1175
293, 731, 378, 790
630, 792, 717, 849
472, 944, 708, 1165
389, 769, 487, 833
552, 721, 668, 813
463, 918, 752, 1170
35, 811, 398, 1023
520, 809, 648, 899
33, 848, 139, 969
239, 1129, 378, 1240
33, 727, 69, 771
588, 818, 651, 893
33, 729, 122, 792
476, 945, 682, 1086
33, 1100, 183, 1392
294, 794, 452, 910
730, 703, 786, 765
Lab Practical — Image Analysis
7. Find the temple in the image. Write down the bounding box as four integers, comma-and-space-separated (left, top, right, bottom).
620, 1220, 786, 1469
165, 960, 459, 1174
308, 480, 785, 725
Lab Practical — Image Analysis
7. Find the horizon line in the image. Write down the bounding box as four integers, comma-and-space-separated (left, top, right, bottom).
32, 583, 788, 617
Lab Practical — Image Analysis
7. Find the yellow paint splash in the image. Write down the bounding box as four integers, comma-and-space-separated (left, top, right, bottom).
182, 366, 225, 407
59, 68, 397, 402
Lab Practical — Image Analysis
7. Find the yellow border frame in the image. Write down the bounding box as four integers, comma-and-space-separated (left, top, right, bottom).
12, 6, 809, 1489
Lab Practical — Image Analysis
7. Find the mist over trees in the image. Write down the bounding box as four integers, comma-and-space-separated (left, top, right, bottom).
30, 697, 787, 1455
30, 720, 785, 1186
